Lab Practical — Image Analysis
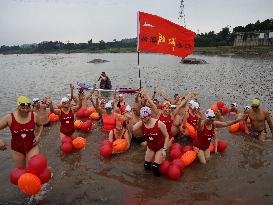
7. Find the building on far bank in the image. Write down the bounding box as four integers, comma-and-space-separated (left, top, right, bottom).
233, 31, 273, 47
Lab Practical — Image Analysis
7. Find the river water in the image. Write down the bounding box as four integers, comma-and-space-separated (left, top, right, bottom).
0, 53, 273, 205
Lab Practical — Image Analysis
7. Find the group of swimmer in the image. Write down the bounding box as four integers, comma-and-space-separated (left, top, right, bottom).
0, 80, 273, 177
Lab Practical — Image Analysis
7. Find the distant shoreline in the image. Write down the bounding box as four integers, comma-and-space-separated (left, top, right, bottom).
1, 46, 273, 58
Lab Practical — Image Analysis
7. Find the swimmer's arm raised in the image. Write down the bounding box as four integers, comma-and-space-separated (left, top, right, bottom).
48, 99, 61, 115
172, 93, 191, 117
72, 94, 82, 113
69, 83, 74, 101
142, 89, 159, 117
159, 91, 173, 104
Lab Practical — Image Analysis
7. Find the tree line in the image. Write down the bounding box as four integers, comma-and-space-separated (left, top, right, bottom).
1, 18, 272, 54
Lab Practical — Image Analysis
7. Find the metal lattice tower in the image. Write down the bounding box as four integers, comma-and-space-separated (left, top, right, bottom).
178, 0, 186, 27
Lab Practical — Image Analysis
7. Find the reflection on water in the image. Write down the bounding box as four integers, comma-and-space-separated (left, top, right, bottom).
0, 53, 273, 204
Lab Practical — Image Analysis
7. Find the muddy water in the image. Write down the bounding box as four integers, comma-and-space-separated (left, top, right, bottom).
0, 53, 272, 205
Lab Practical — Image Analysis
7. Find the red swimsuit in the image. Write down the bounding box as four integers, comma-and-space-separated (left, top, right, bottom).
59, 108, 75, 137
10, 112, 36, 154
103, 113, 116, 133
193, 123, 215, 150
159, 114, 173, 139
142, 120, 165, 152
187, 112, 199, 128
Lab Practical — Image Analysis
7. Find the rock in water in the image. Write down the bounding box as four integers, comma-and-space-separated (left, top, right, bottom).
180, 58, 207, 64
87, 59, 110, 64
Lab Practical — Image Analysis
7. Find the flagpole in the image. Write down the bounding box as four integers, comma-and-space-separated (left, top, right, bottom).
138, 52, 141, 89
137, 11, 141, 89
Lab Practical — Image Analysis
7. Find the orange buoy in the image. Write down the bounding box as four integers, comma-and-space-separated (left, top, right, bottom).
74, 120, 83, 129
72, 137, 87, 149
184, 123, 196, 138
48, 113, 59, 122
18, 173, 41, 196
211, 104, 218, 113
112, 139, 128, 153
87, 107, 95, 114
180, 150, 197, 166
90, 112, 100, 120
229, 123, 240, 133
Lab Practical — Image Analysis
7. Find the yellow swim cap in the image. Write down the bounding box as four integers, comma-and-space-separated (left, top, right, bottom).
16, 96, 31, 106
251, 98, 261, 106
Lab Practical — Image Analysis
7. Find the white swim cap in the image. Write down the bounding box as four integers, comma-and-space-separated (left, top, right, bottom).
189, 100, 199, 109
231, 102, 237, 108
125, 105, 132, 112
244, 105, 251, 110
205, 109, 215, 119
32, 98, 40, 103
105, 102, 112, 109
189, 100, 195, 106
170, 104, 177, 109
140, 106, 151, 118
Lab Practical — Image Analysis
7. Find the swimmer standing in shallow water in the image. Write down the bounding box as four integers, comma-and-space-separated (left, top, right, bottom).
0, 96, 43, 168
132, 106, 169, 176
47, 84, 82, 141
244, 98, 273, 141
193, 109, 246, 164
32, 97, 51, 126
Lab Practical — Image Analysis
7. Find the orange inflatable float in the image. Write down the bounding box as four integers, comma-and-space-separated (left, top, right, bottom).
210, 104, 218, 113
48, 113, 59, 122
180, 150, 197, 166
184, 122, 196, 138
87, 107, 95, 114
112, 139, 128, 153
90, 112, 100, 120
18, 173, 41, 196
229, 122, 240, 133
72, 137, 87, 149
74, 120, 83, 129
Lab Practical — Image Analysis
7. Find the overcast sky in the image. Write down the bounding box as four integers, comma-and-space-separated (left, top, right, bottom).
0, 0, 272, 46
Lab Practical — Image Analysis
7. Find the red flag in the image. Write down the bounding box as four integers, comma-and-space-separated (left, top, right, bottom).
137, 11, 196, 58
